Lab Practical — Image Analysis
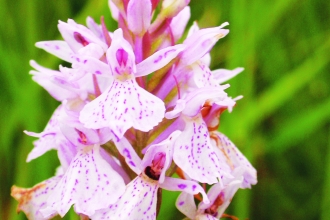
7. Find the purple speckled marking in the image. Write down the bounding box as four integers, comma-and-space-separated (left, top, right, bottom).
123, 148, 132, 159
178, 184, 187, 189
164, 49, 176, 58
154, 55, 162, 63
179, 201, 184, 206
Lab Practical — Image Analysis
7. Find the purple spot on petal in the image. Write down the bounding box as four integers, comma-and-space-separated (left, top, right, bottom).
179, 201, 184, 206
154, 55, 162, 63
178, 184, 187, 189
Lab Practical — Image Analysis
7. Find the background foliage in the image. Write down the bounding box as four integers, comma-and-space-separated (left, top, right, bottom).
1, 0, 329, 219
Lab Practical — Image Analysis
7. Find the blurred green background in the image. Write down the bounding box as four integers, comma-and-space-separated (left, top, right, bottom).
1, 0, 329, 219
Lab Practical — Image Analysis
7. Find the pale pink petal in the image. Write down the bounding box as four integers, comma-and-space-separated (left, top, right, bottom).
24, 105, 62, 162
135, 44, 186, 77
76, 43, 104, 58
180, 22, 229, 65
35, 41, 74, 63
41, 145, 125, 217
114, 137, 143, 174
30, 61, 78, 101
99, 148, 131, 184
92, 174, 159, 220
160, 177, 209, 204
108, 0, 119, 21
58, 19, 107, 53
176, 192, 197, 219
173, 116, 229, 184
79, 79, 165, 139
182, 87, 230, 117
165, 99, 186, 119
170, 6, 191, 42
11, 176, 62, 220
212, 132, 257, 188
212, 67, 244, 84
71, 55, 112, 77
127, 0, 152, 36
86, 17, 104, 41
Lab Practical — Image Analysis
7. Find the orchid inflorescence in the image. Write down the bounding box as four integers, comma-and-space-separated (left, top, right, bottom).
11, 0, 257, 219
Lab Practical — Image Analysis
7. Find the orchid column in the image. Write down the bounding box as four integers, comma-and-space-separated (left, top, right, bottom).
11, 0, 257, 219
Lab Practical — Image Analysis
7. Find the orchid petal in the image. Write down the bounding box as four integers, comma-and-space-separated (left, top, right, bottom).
11, 176, 62, 220
92, 174, 159, 220
71, 55, 112, 77
114, 137, 143, 174
41, 145, 125, 217
176, 191, 197, 219
170, 6, 191, 42
212, 67, 244, 84
127, 0, 152, 36
173, 116, 229, 184
79, 79, 165, 139
160, 177, 209, 204
24, 105, 62, 162
181, 22, 229, 65
108, 0, 119, 21
212, 131, 257, 188
30, 61, 78, 101
86, 17, 104, 41
35, 41, 74, 63
136, 44, 186, 77
165, 99, 186, 119
58, 19, 107, 53
182, 87, 229, 117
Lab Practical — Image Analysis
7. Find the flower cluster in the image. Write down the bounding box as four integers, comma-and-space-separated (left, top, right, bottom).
11, 0, 257, 219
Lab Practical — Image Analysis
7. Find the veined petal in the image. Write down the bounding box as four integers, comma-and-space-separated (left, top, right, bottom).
11, 176, 62, 220
160, 177, 209, 204
71, 55, 112, 77
211, 131, 257, 188
35, 41, 74, 63
92, 173, 159, 220
58, 19, 107, 53
41, 145, 125, 217
170, 6, 191, 42
176, 191, 197, 219
86, 17, 104, 41
173, 116, 229, 184
180, 23, 229, 65
79, 79, 165, 139
108, 0, 119, 21
114, 137, 143, 174
165, 99, 186, 119
127, 0, 152, 36
182, 87, 229, 117
24, 105, 62, 162
30, 61, 79, 101
135, 44, 186, 77
212, 67, 244, 84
